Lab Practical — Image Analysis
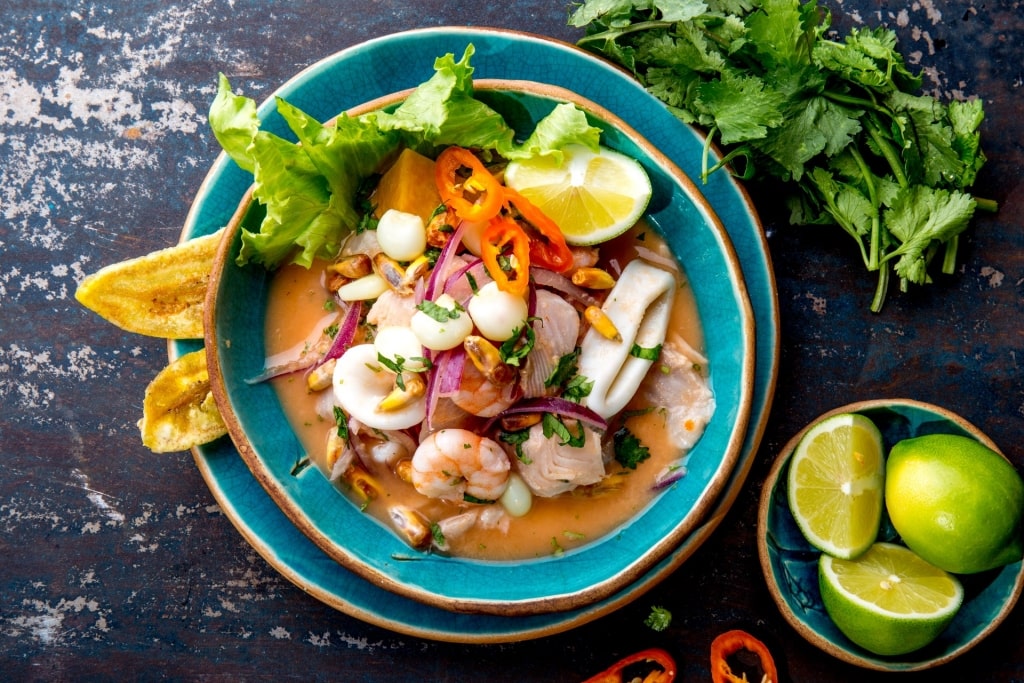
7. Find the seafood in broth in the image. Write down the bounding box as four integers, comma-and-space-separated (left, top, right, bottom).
261, 143, 716, 560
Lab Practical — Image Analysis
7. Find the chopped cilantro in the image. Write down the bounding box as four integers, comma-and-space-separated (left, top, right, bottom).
290, 456, 311, 477
416, 299, 464, 323
562, 374, 593, 403
498, 320, 536, 367
630, 343, 663, 361
645, 605, 672, 632
613, 427, 651, 470
542, 413, 587, 448
499, 429, 533, 464
332, 406, 350, 444
545, 349, 580, 388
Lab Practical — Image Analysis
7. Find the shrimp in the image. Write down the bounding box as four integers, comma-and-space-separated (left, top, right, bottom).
411, 429, 511, 503
450, 356, 517, 417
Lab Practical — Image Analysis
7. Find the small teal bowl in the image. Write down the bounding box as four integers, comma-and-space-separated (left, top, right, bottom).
758, 399, 1024, 671
206, 80, 756, 616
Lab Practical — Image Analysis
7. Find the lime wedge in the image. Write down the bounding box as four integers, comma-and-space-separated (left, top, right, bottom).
786, 412, 885, 559
504, 144, 651, 246
819, 542, 964, 655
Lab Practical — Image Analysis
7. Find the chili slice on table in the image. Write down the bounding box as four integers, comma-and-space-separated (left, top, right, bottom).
710, 630, 778, 683
581, 647, 676, 683
435, 146, 504, 222
504, 187, 574, 274
480, 216, 531, 297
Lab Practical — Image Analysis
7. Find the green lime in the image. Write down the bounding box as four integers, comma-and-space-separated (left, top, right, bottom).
787, 413, 885, 559
886, 433, 1024, 574
819, 542, 964, 656
503, 145, 652, 246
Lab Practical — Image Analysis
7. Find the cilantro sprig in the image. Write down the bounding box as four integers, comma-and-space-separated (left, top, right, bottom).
572, 0, 994, 312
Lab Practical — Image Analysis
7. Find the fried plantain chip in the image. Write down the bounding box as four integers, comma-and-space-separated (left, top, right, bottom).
75, 228, 224, 339
138, 348, 227, 453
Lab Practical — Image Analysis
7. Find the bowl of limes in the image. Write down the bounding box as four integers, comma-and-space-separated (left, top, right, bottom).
757, 398, 1024, 671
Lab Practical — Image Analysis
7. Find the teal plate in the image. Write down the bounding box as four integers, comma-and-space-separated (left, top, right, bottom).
758, 399, 1024, 671
206, 79, 755, 615
175, 27, 780, 642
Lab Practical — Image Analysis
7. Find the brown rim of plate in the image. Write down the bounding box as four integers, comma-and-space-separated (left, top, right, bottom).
756, 398, 1024, 671
201, 79, 757, 616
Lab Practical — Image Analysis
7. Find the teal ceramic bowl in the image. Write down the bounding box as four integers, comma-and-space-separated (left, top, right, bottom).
758, 399, 1024, 671
205, 79, 755, 616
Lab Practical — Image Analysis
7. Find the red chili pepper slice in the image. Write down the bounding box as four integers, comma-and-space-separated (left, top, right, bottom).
581, 648, 677, 683
710, 630, 778, 683
435, 146, 504, 222
480, 216, 530, 297
503, 187, 574, 274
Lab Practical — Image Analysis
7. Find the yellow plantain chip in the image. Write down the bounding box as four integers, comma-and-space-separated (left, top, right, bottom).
75, 228, 224, 339
138, 348, 227, 453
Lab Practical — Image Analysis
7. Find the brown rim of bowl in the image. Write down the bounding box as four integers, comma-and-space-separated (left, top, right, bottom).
756, 398, 1024, 671
203, 79, 757, 616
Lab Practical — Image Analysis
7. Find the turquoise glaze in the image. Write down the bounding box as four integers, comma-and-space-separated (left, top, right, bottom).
759, 399, 1024, 671
177, 27, 780, 642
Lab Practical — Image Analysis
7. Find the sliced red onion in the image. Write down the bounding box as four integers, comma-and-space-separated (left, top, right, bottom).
653, 462, 688, 490
484, 397, 607, 432
244, 353, 321, 384
318, 299, 363, 367
529, 267, 600, 308
634, 245, 681, 273
424, 347, 466, 429
424, 220, 467, 302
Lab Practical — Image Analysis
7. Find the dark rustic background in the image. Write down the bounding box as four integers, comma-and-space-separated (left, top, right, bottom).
2, 1, 1021, 680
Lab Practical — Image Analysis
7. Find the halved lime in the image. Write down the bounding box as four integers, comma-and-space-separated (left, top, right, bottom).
787, 412, 885, 559
819, 542, 964, 655
503, 144, 652, 246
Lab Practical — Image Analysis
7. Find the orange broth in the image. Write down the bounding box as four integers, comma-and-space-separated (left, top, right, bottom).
264, 223, 708, 560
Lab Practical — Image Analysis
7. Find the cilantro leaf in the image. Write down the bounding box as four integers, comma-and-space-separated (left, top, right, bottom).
613, 427, 652, 469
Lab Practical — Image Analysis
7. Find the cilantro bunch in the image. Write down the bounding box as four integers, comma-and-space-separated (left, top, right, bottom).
571, 0, 994, 311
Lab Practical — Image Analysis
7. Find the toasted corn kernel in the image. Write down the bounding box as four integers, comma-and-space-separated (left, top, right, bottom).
326, 272, 349, 292
425, 207, 456, 249
395, 459, 414, 484
585, 305, 622, 342
389, 505, 432, 548
463, 335, 516, 386
345, 464, 384, 503
372, 252, 407, 291
571, 267, 617, 290
501, 412, 543, 432
306, 358, 337, 392
401, 254, 431, 289
328, 253, 372, 279
377, 373, 426, 412
324, 429, 346, 471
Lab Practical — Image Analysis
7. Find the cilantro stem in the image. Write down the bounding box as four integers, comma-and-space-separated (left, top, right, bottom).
941, 234, 959, 275
575, 21, 673, 50
870, 261, 890, 313
848, 146, 882, 271
974, 197, 999, 213
864, 116, 909, 189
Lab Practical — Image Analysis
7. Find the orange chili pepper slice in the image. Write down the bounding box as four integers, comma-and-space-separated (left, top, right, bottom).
480, 216, 530, 297
435, 146, 504, 222
710, 630, 778, 683
504, 187, 574, 274
581, 647, 676, 683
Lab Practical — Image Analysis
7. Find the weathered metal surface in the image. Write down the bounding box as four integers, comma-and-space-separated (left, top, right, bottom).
2, 1, 1022, 680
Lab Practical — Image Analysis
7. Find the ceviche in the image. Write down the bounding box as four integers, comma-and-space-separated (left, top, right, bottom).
211, 47, 715, 559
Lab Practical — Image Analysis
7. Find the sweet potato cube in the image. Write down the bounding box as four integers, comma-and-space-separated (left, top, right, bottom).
373, 148, 442, 225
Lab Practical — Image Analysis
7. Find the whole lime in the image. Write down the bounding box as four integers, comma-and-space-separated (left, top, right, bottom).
886, 434, 1024, 574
